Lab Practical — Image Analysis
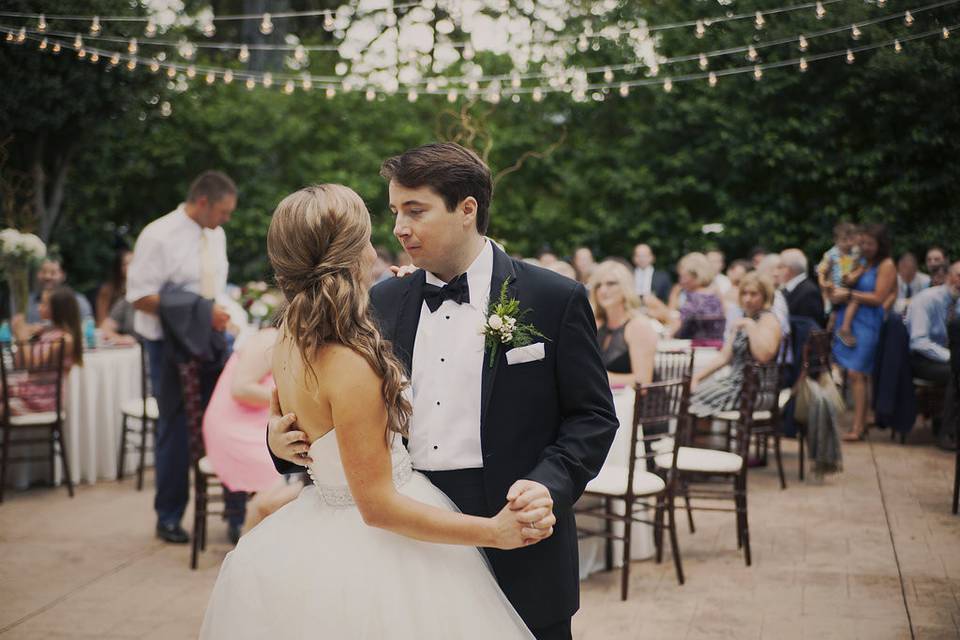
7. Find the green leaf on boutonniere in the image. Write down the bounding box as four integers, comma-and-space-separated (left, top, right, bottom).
479, 280, 549, 367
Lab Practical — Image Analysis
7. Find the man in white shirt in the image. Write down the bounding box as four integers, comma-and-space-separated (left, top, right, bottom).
126, 171, 236, 544
895, 252, 931, 315
632, 243, 672, 302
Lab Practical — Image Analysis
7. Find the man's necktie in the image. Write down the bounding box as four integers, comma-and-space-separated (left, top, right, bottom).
423, 273, 470, 313
199, 232, 217, 299
905, 282, 913, 299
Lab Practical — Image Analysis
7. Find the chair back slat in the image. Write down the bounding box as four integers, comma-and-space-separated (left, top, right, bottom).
1, 339, 66, 420
733, 359, 782, 457
654, 349, 695, 384
626, 377, 690, 495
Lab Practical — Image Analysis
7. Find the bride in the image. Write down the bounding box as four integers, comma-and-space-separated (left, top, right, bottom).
200, 185, 540, 639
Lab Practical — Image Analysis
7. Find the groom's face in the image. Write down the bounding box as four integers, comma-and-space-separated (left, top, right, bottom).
389, 181, 473, 276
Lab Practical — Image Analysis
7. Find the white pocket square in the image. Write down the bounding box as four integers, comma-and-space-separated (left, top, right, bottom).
506, 342, 545, 365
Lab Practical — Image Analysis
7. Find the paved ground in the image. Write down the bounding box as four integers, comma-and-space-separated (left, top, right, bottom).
1, 422, 958, 639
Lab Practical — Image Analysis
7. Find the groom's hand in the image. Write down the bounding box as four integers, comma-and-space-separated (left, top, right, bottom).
507, 480, 556, 543
267, 388, 312, 465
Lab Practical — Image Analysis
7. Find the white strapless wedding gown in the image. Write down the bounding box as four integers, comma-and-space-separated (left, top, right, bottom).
200, 431, 532, 639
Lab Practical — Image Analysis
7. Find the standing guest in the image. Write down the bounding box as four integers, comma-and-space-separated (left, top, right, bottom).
671, 252, 725, 344
371, 246, 395, 284
689, 272, 781, 414
895, 252, 930, 315
536, 247, 559, 267
24, 257, 93, 325
723, 259, 750, 304
817, 223, 866, 346
830, 223, 897, 441
749, 246, 768, 269
707, 249, 731, 297
95, 248, 132, 325
202, 325, 303, 542
126, 170, 237, 544
9, 286, 83, 415
572, 246, 596, 286
589, 260, 658, 387
632, 242, 672, 302
926, 246, 948, 275
780, 248, 825, 325
930, 264, 949, 287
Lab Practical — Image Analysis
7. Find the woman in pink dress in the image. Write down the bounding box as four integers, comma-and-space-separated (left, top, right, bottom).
202, 326, 302, 542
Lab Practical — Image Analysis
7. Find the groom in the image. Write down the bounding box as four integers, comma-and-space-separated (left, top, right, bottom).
269, 142, 617, 639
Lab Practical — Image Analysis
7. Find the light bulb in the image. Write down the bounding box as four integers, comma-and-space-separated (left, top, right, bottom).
468, 80, 479, 92
365, 88, 376, 101
5, 32, 12, 42
294, 45, 306, 62
426, 80, 438, 92
894, 39, 902, 53
323, 12, 335, 31
695, 19, 705, 38
223, 69, 234, 83
16, 27, 25, 43
203, 23, 216, 37
90, 16, 101, 35
511, 74, 521, 89
245, 78, 256, 90
77, 47, 86, 59
262, 72, 272, 87
238, 44, 250, 63
447, 89, 458, 103
699, 53, 708, 70
754, 11, 765, 29
89, 52, 99, 62
37, 14, 46, 32
166, 66, 176, 78
753, 65, 762, 80
904, 11, 914, 26
663, 77, 673, 92
186, 65, 196, 78
877, 0, 885, 5
618, 83, 629, 97
532, 87, 544, 102
52, 42, 61, 53
488, 90, 501, 104
799, 35, 808, 51
799, 57, 808, 72
260, 13, 273, 35
577, 35, 588, 52
301, 74, 312, 90
816, 2, 826, 19
407, 89, 418, 102
943, 27, 951, 39
145, 19, 157, 38
747, 45, 758, 61
851, 25, 861, 40
110, 52, 120, 65
325, 86, 336, 98
603, 67, 614, 83
206, 71, 216, 84
283, 81, 295, 94
74, 33, 83, 50
708, 71, 717, 87
511, 94, 520, 103
846, 49, 855, 64
39, 37, 47, 50
128, 38, 138, 54
127, 59, 136, 70
150, 59, 160, 72
160, 101, 172, 117
463, 45, 475, 61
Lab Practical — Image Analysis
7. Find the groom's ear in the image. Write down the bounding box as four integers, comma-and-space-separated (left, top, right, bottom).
459, 196, 478, 229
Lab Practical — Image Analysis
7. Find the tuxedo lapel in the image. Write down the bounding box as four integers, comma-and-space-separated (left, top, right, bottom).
480, 245, 518, 430
393, 270, 426, 375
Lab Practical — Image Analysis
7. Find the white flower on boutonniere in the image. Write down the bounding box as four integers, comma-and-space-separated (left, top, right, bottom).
480, 281, 549, 367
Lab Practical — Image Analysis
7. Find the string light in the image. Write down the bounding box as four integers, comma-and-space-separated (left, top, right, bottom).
603, 67, 614, 82
323, 11, 335, 31
51, 42, 61, 53
73, 33, 83, 49
245, 77, 255, 90
447, 88, 458, 102
511, 73, 522, 89
145, 18, 157, 38
799, 34, 809, 51
618, 83, 629, 97
904, 10, 915, 25
753, 65, 763, 80
5, 31, 13, 42
109, 52, 120, 65
747, 45, 758, 61
149, 59, 160, 72
324, 86, 336, 98
126, 58, 136, 70
407, 88, 418, 101
283, 80, 295, 94
38, 36, 46, 49
15, 26, 24, 43
532, 87, 543, 102
365, 88, 375, 101
754, 11, 765, 29
851, 24, 862, 40
128, 37, 137, 54
238, 44, 249, 63
944, 27, 951, 38
816, 2, 827, 19
160, 101, 172, 117
894, 38, 903, 52
259, 13, 273, 35
262, 71, 272, 87
695, 19, 706, 38
77, 47, 86, 58
37, 14, 46, 32
663, 77, 673, 92
202, 23, 216, 37
89, 52, 99, 62
699, 53, 708, 70
223, 69, 234, 83
89, 16, 101, 35
186, 65, 196, 78
166, 66, 176, 78
301, 74, 312, 90
846, 48, 855, 63
878, 0, 886, 5
293, 44, 306, 62
206, 70, 216, 84
799, 56, 808, 71
708, 71, 718, 87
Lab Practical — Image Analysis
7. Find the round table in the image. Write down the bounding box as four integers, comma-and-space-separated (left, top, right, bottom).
8, 345, 144, 489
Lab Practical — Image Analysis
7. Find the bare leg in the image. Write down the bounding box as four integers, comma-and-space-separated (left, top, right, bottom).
843, 371, 869, 441
838, 302, 859, 347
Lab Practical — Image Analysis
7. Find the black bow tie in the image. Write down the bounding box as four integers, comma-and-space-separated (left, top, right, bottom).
423, 273, 470, 313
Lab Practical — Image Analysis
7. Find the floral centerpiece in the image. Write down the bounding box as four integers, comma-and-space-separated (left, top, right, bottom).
238, 281, 282, 327
0, 228, 46, 317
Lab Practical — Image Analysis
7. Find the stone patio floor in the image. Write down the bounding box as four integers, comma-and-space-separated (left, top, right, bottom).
1, 422, 958, 639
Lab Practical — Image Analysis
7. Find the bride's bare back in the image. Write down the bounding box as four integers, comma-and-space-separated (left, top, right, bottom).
271, 332, 343, 445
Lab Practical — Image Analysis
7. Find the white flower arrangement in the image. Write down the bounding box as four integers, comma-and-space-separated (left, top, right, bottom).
0, 228, 47, 266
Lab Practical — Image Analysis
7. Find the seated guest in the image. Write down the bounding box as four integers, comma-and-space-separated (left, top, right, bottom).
95, 248, 132, 324
632, 242, 672, 302
202, 325, 303, 542
707, 249, 732, 297
723, 258, 751, 306
572, 246, 596, 286
8, 286, 83, 414
895, 252, 930, 315
780, 248, 825, 325
546, 260, 578, 281
671, 252, 725, 344
24, 257, 93, 326
689, 272, 782, 416
98, 249, 138, 345
589, 260, 658, 387
906, 261, 960, 387
756, 253, 792, 343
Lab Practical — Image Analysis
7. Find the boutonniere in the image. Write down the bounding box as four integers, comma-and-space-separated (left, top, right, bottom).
479, 280, 549, 367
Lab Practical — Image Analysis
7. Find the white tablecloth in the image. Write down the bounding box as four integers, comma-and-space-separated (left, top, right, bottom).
8, 345, 144, 489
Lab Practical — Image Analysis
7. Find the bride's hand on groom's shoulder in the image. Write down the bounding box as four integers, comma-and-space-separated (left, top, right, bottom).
507, 480, 556, 545
389, 264, 418, 278
267, 388, 312, 465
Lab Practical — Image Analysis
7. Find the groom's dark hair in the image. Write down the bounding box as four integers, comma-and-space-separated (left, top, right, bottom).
380, 142, 493, 234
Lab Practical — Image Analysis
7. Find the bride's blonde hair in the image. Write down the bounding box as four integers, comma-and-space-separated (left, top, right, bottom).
267, 184, 411, 440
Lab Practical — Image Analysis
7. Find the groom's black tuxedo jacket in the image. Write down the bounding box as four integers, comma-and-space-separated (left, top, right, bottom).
273, 244, 618, 629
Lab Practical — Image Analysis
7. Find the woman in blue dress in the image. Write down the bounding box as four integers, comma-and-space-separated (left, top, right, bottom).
831, 224, 897, 441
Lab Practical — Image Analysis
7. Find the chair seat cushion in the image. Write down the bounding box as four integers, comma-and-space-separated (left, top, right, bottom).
586, 465, 665, 497
198, 456, 216, 476
779, 388, 792, 409
655, 446, 743, 474
121, 397, 159, 420
715, 409, 772, 422
650, 436, 674, 454
9, 411, 66, 426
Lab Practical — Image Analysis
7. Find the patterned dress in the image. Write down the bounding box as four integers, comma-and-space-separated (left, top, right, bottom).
688, 313, 768, 417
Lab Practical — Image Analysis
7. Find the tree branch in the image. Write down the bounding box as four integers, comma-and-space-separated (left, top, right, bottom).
493, 127, 567, 187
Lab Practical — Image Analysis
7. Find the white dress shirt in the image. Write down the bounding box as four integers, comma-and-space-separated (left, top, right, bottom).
634, 266, 654, 296
126, 205, 228, 340
408, 240, 493, 471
